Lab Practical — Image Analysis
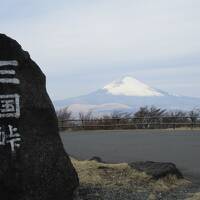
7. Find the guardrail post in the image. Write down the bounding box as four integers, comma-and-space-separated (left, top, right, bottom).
173, 120, 176, 130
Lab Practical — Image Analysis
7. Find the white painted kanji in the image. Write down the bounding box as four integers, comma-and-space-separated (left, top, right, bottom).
0, 94, 20, 118
0, 127, 6, 145
0, 60, 18, 67
0, 125, 21, 153
0, 70, 15, 75
7, 125, 21, 152
0, 78, 20, 84
0, 60, 21, 153
0, 60, 19, 84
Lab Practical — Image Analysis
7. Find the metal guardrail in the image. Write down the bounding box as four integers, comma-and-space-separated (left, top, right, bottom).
58, 116, 200, 130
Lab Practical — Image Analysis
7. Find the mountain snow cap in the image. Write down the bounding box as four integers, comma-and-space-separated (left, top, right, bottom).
103, 76, 164, 97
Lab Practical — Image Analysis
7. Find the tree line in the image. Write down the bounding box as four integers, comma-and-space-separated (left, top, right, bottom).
57, 106, 200, 130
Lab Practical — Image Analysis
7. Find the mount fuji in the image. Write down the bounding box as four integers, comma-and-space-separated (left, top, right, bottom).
54, 76, 200, 115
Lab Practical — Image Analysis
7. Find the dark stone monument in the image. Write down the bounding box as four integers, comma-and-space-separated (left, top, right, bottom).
0, 34, 79, 200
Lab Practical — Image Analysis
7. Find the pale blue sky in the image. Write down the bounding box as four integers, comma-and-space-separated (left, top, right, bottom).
1, 0, 200, 100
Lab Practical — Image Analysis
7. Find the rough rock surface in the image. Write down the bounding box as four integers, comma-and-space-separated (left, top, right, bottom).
89, 156, 105, 163
0, 34, 79, 200
129, 161, 183, 179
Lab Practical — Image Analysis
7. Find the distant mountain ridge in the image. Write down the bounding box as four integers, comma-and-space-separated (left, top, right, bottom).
54, 76, 200, 115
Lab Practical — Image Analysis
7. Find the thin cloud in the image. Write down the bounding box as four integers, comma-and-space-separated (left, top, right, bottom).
1, 0, 200, 99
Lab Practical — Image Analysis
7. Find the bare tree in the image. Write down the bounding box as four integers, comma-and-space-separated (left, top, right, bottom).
57, 107, 72, 121
110, 111, 132, 128
133, 106, 166, 128
79, 111, 93, 128
56, 107, 73, 129
189, 108, 200, 127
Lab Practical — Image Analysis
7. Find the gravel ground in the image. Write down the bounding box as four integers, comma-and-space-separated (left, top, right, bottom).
76, 182, 200, 200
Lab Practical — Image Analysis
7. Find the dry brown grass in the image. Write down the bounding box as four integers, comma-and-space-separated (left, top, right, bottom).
71, 158, 150, 186
71, 157, 190, 200
186, 192, 200, 200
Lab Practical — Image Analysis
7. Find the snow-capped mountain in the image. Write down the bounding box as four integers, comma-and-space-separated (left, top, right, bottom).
54, 76, 200, 115
104, 77, 164, 97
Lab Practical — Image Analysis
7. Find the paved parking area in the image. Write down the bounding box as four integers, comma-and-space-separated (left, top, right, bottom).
60, 130, 200, 182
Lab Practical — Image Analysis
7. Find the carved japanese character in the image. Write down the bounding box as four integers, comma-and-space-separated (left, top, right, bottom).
0, 94, 20, 118
0, 126, 6, 145
6, 125, 21, 153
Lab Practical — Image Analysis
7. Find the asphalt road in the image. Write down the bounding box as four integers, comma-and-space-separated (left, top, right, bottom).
60, 130, 200, 182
